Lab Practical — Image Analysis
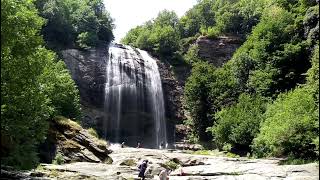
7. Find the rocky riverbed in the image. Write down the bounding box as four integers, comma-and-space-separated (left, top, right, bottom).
9, 145, 318, 180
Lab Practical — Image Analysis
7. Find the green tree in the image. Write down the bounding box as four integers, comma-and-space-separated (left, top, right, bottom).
210, 94, 267, 149
184, 62, 216, 141
184, 62, 238, 142
39, 59, 82, 119
36, 0, 114, 48
121, 10, 180, 57
1, 0, 53, 169
252, 87, 318, 159
1, 0, 81, 169
230, 5, 310, 97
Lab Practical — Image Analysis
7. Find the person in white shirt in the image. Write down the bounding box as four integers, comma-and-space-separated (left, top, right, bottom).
159, 169, 169, 180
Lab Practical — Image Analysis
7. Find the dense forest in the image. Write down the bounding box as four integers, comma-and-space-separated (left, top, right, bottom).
122, 0, 319, 160
1, 0, 114, 169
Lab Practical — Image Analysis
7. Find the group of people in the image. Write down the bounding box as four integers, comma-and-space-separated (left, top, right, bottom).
120, 141, 141, 148
121, 141, 166, 149
138, 160, 170, 180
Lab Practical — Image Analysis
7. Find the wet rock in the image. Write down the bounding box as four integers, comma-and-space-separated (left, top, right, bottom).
33, 147, 320, 179
156, 59, 187, 124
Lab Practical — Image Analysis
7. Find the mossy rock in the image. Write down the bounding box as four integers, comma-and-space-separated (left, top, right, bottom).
120, 159, 136, 166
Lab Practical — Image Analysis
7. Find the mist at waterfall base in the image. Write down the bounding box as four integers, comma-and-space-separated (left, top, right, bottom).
103, 43, 169, 149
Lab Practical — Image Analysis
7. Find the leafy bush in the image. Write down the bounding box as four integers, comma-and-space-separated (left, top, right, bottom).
222, 143, 232, 152
307, 45, 319, 98
184, 62, 238, 142
183, 44, 202, 65
252, 87, 318, 159
76, 32, 98, 50
53, 152, 65, 165
192, 150, 221, 156
278, 156, 317, 165
209, 94, 267, 149
206, 27, 220, 39
184, 62, 217, 141
40, 60, 82, 119
122, 10, 180, 57
226, 152, 240, 158
163, 160, 179, 170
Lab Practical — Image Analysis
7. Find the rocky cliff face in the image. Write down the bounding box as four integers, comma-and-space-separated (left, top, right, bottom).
196, 36, 242, 67
156, 60, 186, 123
61, 46, 107, 130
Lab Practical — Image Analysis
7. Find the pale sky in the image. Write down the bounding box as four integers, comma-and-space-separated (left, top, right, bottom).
104, 0, 198, 42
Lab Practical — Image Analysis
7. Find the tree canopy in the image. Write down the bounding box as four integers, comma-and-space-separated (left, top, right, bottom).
1, 0, 82, 169
35, 0, 114, 49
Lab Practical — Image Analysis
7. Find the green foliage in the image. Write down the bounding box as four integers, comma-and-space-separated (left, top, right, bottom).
149, 25, 180, 56
230, 5, 311, 97
307, 45, 319, 99
36, 0, 114, 48
1, 0, 81, 169
202, 27, 220, 39
212, 0, 267, 36
183, 45, 202, 65
76, 32, 98, 49
226, 152, 240, 158
184, 62, 217, 141
210, 94, 267, 148
179, 0, 216, 38
252, 87, 318, 159
53, 152, 65, 165
163, 160, 179, 170
191, 150, 221, 156
1, 0, 52, 169
184, 62, 238, 142
88, 127, 99, 138
121, 10, 180, 57
39, 60, 81, 119
278, 156, 317, 165
222, 143, 232, 152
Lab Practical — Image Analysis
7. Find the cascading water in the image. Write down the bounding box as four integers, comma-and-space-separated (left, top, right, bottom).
104, 43, 167, 148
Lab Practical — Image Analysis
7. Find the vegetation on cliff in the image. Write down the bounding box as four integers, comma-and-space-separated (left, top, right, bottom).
122, 0, 319, 160
35, 0, 114, 49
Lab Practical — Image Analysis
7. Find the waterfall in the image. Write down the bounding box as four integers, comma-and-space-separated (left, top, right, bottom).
104, 43, 167, 148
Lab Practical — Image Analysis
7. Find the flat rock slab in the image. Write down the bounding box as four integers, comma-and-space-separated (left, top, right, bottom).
39, 147, 319, 180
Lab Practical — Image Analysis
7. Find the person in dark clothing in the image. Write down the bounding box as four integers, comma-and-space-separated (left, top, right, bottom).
160, 141, 164, 149
138, 160, 148, 180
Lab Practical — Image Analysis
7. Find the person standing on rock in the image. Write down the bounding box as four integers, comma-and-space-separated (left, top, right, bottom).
160, 141, 164, 149
138, 160, 148, 180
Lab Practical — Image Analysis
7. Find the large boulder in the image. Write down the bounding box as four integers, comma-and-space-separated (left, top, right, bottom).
39, 116, 112, 164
